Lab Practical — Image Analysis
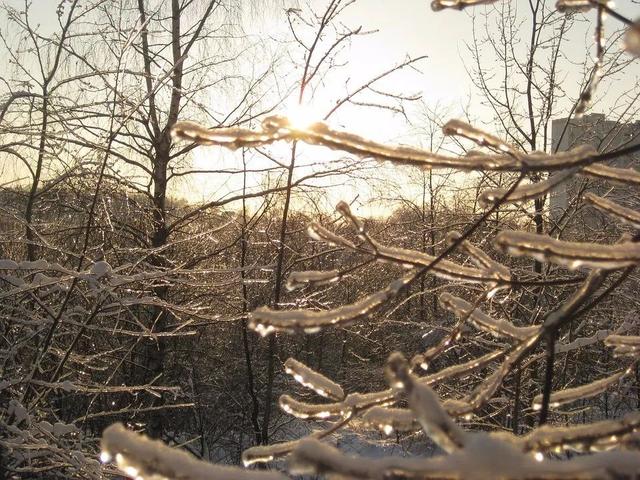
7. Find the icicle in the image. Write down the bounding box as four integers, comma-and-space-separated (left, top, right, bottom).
431, 0, 498, 11
249, 271, 417, 335
439, 293, 538, 340
101, 423, 287, 480
494, 230, 640, 270
583, 193, 640, 228
284, 358, 344, 400
443, 119, 518, 155
286, 270, 340, 291
386, 353, 466, 452
532, 370, 627, 411
479, 169, 579, 208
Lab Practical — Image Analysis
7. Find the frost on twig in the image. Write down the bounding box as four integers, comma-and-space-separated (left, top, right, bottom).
100, 423, 287, 480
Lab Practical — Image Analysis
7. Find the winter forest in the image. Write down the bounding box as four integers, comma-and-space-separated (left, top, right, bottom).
2, 0, 640, 478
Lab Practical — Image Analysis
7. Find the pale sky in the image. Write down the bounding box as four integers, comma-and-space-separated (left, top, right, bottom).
1, 0, 639, 215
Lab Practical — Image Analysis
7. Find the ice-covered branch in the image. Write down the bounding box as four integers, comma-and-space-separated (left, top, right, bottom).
479, 169, 580, 207
386, 353, 467, 452
289, 434, 640, 479
100, 423, 287, 480
249, 270, 418, 336
583, 193, 640, 228
605, 334, 640, 356
283, 358, 344, 400
172, 116, 599, 173
439, 293, 538, 341
532, 369, 630, 411
431, 0, 499, 11
494, 231, 640, 270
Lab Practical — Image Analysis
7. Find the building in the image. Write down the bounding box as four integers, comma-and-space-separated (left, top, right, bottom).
548, 113, 640, 231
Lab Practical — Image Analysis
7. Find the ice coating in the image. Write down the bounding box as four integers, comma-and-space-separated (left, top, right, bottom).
582, 163, 640, 186
172, 117, 597, 173
442, 119, 518, 154
624, 23, 640, 57
249, 271, 417, 335
101, 423, 287, 480
445, 231, 511, 282
284, 358, 344, 400
386, 353, 466, 453
285, 270, 340, 291
479, 168, 580, 207
583, 192, 640, 228
556, 0, 594, 12
532, 370, 628, 410
289, 432, 640, 479
494, 230, 640, 270
431, 0, 499, 11
439, 293, 538, 341
362, 407, 419, 435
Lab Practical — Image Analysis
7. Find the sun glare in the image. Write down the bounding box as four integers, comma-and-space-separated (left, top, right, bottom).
284, 103, 323, 130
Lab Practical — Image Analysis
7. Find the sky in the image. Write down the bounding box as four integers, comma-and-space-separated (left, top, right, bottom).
1, 0, 639, 215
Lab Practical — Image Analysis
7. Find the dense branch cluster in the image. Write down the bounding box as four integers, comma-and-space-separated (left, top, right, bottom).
2, 0, 640, 479
99, 0, 640, 473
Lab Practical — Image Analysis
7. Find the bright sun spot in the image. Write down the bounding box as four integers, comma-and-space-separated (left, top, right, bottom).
284, 103, 323, 129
